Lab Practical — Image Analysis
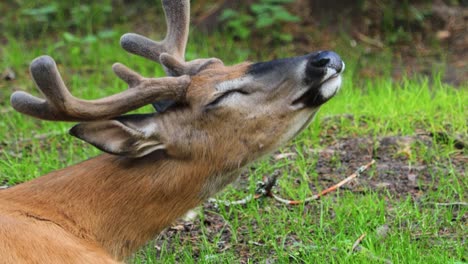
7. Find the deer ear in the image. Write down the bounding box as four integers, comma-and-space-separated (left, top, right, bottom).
69, 114, 165, 158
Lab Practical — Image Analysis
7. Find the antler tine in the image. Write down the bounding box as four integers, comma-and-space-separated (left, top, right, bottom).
120, 0, 222, 90
10, 56, 190, 121
120, 0, 190, 69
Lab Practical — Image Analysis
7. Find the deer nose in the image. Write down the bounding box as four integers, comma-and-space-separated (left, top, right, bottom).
309, 51, 343, 72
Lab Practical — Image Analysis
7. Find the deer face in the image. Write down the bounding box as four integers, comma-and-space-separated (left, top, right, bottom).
76, 51, 339, 161
66, 51, 343, 163
175, 51, 344, 160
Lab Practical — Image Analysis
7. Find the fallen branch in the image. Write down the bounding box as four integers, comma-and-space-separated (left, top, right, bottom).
209, 160, 375, 206
208, 170, 280, 206
271, 160, 376, 205
208, 194, 255, 206
254, 170, 280, 199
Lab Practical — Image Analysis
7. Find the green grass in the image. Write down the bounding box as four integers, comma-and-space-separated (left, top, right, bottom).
1, 12, 467, 264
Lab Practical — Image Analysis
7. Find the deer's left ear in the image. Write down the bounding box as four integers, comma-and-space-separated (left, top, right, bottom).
69, 114, 165, 158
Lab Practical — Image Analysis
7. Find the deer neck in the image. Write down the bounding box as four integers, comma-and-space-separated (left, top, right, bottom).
0, 152, 236, 260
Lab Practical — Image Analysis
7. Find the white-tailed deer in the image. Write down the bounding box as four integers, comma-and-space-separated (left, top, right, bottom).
0, 0, 344, 263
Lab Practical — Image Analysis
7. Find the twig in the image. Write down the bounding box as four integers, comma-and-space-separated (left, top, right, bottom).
209, 160, 375, 206
271, 160, 376, 205
254, 170, 280, 199
208, 194, 254, 206
208, 170, 280, 206
350, 233, 366, 253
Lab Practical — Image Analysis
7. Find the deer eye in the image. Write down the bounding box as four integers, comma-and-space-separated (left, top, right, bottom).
206, 89, 249, 108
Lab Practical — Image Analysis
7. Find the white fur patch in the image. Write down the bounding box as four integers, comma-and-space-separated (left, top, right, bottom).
141, 122, 158, 137
321, 68, 336, 83
215, 76, 254, 92
320, 75, 342, 99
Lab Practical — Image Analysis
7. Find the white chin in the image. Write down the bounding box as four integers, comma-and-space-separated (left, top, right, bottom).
320, 75, 342, 99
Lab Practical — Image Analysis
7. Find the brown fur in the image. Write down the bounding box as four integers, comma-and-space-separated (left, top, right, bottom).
0, 55, 326, 263
0, 94, 284, 261
0, 63, 291, 262
0, 152, 221, 262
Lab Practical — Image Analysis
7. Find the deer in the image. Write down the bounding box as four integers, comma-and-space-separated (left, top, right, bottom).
0, 0, 344, 263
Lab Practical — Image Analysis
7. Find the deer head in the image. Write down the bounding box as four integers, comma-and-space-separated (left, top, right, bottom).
10, 0, 344, 188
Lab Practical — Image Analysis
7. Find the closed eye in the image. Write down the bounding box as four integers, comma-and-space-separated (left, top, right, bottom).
206, 89, 249, 108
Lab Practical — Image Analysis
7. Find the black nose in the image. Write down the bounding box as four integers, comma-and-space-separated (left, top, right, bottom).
309, 51, 343, 72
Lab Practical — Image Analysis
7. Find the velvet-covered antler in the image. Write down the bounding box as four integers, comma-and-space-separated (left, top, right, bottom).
10, 56, 190, 121
120, 0, 223, 77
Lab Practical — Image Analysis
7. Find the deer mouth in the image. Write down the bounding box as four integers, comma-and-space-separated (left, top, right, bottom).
290, 51, 344, 108
317, 68, 343, 97
292, 63, 344, 108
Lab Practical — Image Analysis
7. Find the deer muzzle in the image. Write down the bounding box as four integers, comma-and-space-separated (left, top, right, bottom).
295, 50, 345, 107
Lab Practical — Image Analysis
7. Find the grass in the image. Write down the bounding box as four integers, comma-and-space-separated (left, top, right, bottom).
1, 7, 467, 264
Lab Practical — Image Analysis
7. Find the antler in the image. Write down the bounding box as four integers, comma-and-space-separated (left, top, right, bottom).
120, 0, 189, 66
120, 0, 222, 77
10, 56, 190, 121
11, 0, 212, 121
119, 0, 221, 112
